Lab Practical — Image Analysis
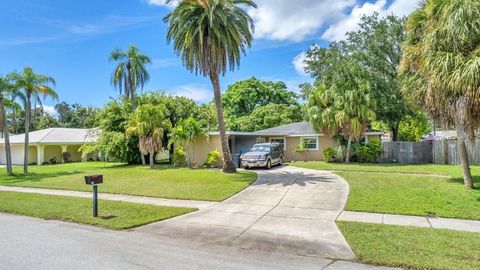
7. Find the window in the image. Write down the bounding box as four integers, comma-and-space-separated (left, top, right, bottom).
302, 137, 318, 150
270, 138, 286, 150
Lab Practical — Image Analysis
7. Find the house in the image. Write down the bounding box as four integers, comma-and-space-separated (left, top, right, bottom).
188, 121, 383, 166
0, 128, 98, 165
422, 130, 457, 141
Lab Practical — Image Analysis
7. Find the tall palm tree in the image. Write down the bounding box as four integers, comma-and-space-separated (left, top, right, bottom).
400, 0, 480, 189
164, 0, 256, 173
110, 45, 151, 112
11, 67, 58, 173
126, 104, 172, 169
0, 75, 16, 175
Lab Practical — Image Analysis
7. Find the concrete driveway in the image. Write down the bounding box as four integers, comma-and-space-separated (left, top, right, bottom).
138, 165, 354, 260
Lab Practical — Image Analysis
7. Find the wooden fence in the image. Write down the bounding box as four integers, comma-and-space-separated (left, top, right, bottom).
381, 139, 480, 164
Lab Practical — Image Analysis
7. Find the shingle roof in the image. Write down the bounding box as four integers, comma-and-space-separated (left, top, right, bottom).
0, 128, 99, 144
255, 122, 318, 136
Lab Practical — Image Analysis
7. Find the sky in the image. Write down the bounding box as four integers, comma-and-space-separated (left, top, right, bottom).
0, 0, 419, 113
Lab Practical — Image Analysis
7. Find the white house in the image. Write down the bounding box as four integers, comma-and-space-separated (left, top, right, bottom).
0, 128, 98, 165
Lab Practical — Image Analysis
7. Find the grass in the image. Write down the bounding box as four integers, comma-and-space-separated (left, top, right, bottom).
338, 222, 480, 270
290, 162, 480, 220
0, 191, 195, 230
0, 162, 257, 201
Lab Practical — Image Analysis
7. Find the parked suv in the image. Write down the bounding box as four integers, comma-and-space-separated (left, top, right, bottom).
241, 143, 283, 169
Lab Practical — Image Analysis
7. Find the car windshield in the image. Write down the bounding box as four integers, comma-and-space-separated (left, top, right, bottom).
249, 145, 271, 152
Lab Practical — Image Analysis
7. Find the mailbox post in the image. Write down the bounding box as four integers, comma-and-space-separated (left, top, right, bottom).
85, 175, 103, 217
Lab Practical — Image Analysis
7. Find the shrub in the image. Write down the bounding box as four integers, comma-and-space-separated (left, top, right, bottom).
173, 146, 187, 167
205, 150, 220, 168
357, 140, 382, 163
323, 147, 336, 162
62, 152, 71, 163
295, 142, 306, 153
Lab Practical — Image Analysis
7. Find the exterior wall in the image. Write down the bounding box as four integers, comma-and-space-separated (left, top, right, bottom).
67, 145, 82, 162
10, 145, 24, 165
284, 136, 339, 162
234, 136, 257, 154
44, 145, 62, 164
28, 145, 37, 164
190, 135, 223, 167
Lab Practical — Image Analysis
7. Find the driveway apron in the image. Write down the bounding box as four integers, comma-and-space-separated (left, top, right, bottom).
137, 166, 354, 260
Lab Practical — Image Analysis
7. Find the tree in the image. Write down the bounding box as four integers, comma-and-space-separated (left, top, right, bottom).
11, 67, 58, 173
399, 110, 431, 142
236, 104, 303, 132
306, 42, 376, 163
0, 75, 16, 175
55, 102, 98, 128
400, 0, 480, 189
305, 14, 408, 141
168, 117, 208, 168
110, 45, 151, 111
126, 104, 171, 168
222, 77, 300, 130
164, 0, 256, 173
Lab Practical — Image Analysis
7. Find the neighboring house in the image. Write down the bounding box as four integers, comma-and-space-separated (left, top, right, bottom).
0, 128, 98, 165
187, 122, 382, 166
423, 130, 457, 141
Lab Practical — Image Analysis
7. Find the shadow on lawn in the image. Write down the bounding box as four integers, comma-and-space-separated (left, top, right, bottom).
1, 171, 84, 184
448, 175, 480, 189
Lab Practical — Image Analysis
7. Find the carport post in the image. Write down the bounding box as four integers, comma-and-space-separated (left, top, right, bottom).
36, 145, 45, 165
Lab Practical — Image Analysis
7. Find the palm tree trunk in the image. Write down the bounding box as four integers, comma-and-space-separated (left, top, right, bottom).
456, 126, 474, 189
24, 94, 31, 173
345, 135, 352, 163
442, 138, 449, 164
0, 97, 13, 175
210, 72, 236, 173
149, 152, 154, 169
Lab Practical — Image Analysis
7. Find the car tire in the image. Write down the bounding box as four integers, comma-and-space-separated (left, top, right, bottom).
266, 159, 271, 169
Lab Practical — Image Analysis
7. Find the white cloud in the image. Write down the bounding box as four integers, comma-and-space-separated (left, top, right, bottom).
41, 105, 58, 117
147, 0, 177, 8
322, 0, 419, 41
292, 51, 308, 76
249, 0, 355, 42
150, 57, 180, 69
171, 84, 212, 103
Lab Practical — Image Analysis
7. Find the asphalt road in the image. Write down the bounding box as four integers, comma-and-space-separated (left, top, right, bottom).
0, 213, 398, 270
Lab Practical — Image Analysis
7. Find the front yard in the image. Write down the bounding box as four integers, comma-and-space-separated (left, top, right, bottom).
0, 191, 194, 229
0, 162, 257, 201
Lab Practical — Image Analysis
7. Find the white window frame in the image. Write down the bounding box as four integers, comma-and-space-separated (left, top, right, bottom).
270, 137, 286, 150
301, 137, 319, 151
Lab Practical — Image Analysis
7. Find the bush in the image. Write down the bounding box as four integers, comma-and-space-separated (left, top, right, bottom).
173, 146, 187, 167
357, 140, 382, 163
205, 150, 220, 168
323, 147, 336, 162
62, 152, 71, 163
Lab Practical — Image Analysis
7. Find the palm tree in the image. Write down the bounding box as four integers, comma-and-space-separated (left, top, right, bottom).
110, 45, 151, 112
164, 0, 256, 173
400, 0, 480, 189
307, 82, 376, 163
168, 117, 208, 168
126, 104, 171, 169
11, 67, 57, 173
0, 75, 16, 175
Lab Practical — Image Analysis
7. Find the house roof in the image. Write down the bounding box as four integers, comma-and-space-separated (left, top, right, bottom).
0, 128, 99, 145
423, 130, 457, 141
207, 122, 383, 137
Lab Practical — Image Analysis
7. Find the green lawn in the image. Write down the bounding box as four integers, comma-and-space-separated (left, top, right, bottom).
338, 222, 480, 270
290, 162, 480, 220
0, 191, 195, 229
0, 162, 257, 201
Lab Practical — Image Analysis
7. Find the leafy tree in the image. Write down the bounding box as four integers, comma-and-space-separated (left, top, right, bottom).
399, 110, 431, 142
55, 101, 98, 128
110, 45, 151, 111
164, 0, 256, 173
222, 77, 300, 130
235, 104, 303, 132
35, 113, 60, 129
0, 75, 17, 174
306, 42, 376, 163
400, 0, 480, 189
11, 67, 58, 173
126, 104, 172, 168
168, 117, 207, 168
305, 14, 408, 141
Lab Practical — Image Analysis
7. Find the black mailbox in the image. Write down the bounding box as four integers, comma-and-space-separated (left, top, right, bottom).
85, 175, 103, 185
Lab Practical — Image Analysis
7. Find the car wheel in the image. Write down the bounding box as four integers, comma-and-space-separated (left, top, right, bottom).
266, 159, 271, 169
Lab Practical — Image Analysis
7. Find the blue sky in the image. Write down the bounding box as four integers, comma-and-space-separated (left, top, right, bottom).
0, 0, 417, 111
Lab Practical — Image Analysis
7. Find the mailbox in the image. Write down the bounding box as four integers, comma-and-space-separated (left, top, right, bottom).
85, 175, 103, 185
